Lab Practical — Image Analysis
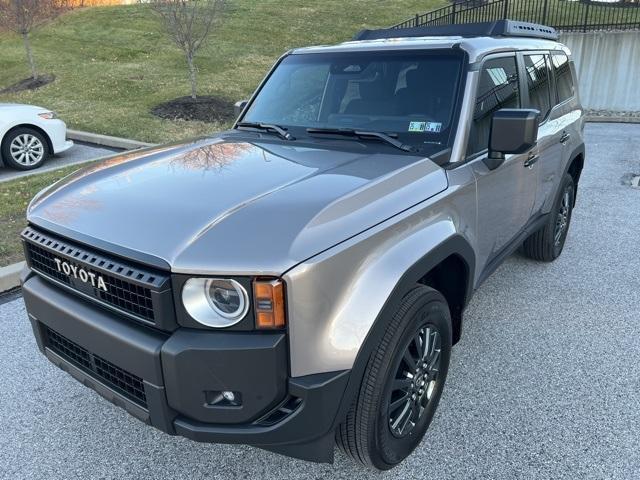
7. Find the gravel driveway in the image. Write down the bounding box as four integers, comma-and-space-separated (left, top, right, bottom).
0, 123, 638, 480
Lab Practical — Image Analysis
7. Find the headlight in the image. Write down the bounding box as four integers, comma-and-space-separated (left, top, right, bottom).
182, 278, 249, 327
38, 111, 57, 120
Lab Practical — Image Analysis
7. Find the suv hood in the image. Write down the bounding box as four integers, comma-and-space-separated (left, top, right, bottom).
28, 136, 448, 274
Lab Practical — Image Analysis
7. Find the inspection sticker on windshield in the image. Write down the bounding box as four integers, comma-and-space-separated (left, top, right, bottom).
408, 121, 442, 133
425, 122, 442, 133
408, 121, 425, 132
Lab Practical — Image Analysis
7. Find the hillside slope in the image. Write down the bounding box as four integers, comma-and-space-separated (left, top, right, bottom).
0, 1, 446, 142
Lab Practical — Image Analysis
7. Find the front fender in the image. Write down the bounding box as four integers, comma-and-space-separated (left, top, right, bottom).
284, 201, 475, 378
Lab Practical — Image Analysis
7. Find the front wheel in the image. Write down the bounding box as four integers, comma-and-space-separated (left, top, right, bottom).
336, 285, 452, 470
522, 173, 575, 262
1, 127, 50, 170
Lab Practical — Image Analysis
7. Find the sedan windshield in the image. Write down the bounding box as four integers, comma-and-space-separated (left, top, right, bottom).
241, 50, 465, 152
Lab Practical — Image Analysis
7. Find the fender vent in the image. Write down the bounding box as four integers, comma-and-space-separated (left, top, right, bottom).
254, 396, 302, 427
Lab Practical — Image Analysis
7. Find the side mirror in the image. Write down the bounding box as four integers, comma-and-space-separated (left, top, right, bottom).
234, 100, 248, 118
485, 109, 540, 170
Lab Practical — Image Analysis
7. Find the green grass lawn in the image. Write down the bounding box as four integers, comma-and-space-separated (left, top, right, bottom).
0, 164, 95, 267
0, 1, 446, 144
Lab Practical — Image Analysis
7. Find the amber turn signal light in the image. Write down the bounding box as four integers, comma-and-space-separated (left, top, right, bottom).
253, 278, 286, 329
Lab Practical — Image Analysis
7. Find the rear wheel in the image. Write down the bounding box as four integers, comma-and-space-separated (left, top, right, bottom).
522, 173, 575, 262
336, 285, 452, 470
1, 127, 49, 170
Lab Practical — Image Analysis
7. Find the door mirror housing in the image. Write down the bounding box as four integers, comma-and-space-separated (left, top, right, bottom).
234, 100, 248, 118
485, 109, 540, 170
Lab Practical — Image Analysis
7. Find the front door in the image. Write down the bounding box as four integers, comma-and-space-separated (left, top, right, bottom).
465, 54, 538, 266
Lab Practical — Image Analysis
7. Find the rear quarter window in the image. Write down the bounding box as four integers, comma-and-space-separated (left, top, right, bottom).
523, 54, 553, 121
552, 52, 575, 104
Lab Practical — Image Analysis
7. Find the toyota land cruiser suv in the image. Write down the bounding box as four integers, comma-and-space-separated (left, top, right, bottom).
20, 20, 584, 470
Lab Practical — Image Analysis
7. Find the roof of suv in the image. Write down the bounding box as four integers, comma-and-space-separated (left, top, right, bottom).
292, 35, 569, 63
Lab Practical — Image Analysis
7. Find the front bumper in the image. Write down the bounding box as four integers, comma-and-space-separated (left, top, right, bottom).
45, 119, 72, 154
22, 273, 349, 463
54, 140, 74, 155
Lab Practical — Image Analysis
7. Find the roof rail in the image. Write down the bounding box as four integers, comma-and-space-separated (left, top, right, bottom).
353, 20, 559, 42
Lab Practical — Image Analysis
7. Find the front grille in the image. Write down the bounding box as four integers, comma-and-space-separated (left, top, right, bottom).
45, 327, 147, 408
22, 227, 173, 328
27, 241, 73, 285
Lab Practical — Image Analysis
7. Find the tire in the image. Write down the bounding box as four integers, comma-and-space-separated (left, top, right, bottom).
336, 285, 452, 470
522, 173, 575, 262
1, 127, 50, 170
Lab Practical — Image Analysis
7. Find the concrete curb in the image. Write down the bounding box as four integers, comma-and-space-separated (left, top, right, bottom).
67, 130, 155, 150
0, 261, 25, 293
585, 116, 640, 124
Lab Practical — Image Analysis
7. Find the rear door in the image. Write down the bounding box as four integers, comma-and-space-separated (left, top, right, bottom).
520, 51, 565, 215
468, 53, 538, 265
542, 51, 583, 211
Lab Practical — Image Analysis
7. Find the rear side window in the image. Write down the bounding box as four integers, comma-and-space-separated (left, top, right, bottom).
523, 54, 552, 121
552, 53, 575, 103
467, 56, 520, 157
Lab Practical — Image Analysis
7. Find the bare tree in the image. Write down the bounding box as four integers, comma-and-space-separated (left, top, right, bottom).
0, 0, 65, 79
149, 0, 224, 100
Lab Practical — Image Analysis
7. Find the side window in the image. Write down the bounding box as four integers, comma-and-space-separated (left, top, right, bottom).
523, 54, 552, 120
552, 52, 575, 104
467, 56, 520, 157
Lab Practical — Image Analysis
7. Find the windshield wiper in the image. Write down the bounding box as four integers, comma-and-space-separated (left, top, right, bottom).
236, 122, 295, 141
306, 127, 414, 152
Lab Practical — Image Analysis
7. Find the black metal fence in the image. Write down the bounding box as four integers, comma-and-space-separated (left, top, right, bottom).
393, 0, 640, 32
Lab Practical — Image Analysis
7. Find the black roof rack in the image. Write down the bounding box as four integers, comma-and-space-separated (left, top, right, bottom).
353, 20, 559, 42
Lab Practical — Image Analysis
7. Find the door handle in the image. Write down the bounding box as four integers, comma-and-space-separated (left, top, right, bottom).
560, 132, 571, 144
524, 152, 539, 168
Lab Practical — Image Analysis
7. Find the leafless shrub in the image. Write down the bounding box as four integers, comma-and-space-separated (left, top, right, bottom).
0, 0, 67, 79
147, 0, 225, 99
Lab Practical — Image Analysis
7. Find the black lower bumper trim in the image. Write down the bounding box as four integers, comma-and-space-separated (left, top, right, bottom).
173, 370, 350, 463
42, 345, 177, 434
24, 275, 167, 385
22, 273, 352, 463
45, 326, 148, 407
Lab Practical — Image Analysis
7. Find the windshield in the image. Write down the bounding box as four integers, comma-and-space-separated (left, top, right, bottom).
241, 50, 465, 152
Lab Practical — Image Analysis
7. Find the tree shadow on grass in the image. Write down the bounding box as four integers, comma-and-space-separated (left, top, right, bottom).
0, 74, 55, 95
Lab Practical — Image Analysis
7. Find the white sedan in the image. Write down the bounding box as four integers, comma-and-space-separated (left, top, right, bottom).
0, 104, 73, 170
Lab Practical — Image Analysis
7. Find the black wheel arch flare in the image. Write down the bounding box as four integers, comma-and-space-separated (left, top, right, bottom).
330, 234, 475, 434
565, 142, 585, 207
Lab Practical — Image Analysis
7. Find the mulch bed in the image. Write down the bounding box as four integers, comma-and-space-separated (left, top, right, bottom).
0, 74, 55, 94
151, 96, 236, 123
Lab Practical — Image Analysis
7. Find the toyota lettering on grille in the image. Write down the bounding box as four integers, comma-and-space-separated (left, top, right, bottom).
53, 258, 108, 292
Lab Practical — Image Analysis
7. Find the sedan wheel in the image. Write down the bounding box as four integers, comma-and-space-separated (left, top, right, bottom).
1, 127, 50, 171
10, 134, 45, 167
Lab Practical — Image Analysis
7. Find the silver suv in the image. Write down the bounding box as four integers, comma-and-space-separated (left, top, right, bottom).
21, 21, 584, 470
